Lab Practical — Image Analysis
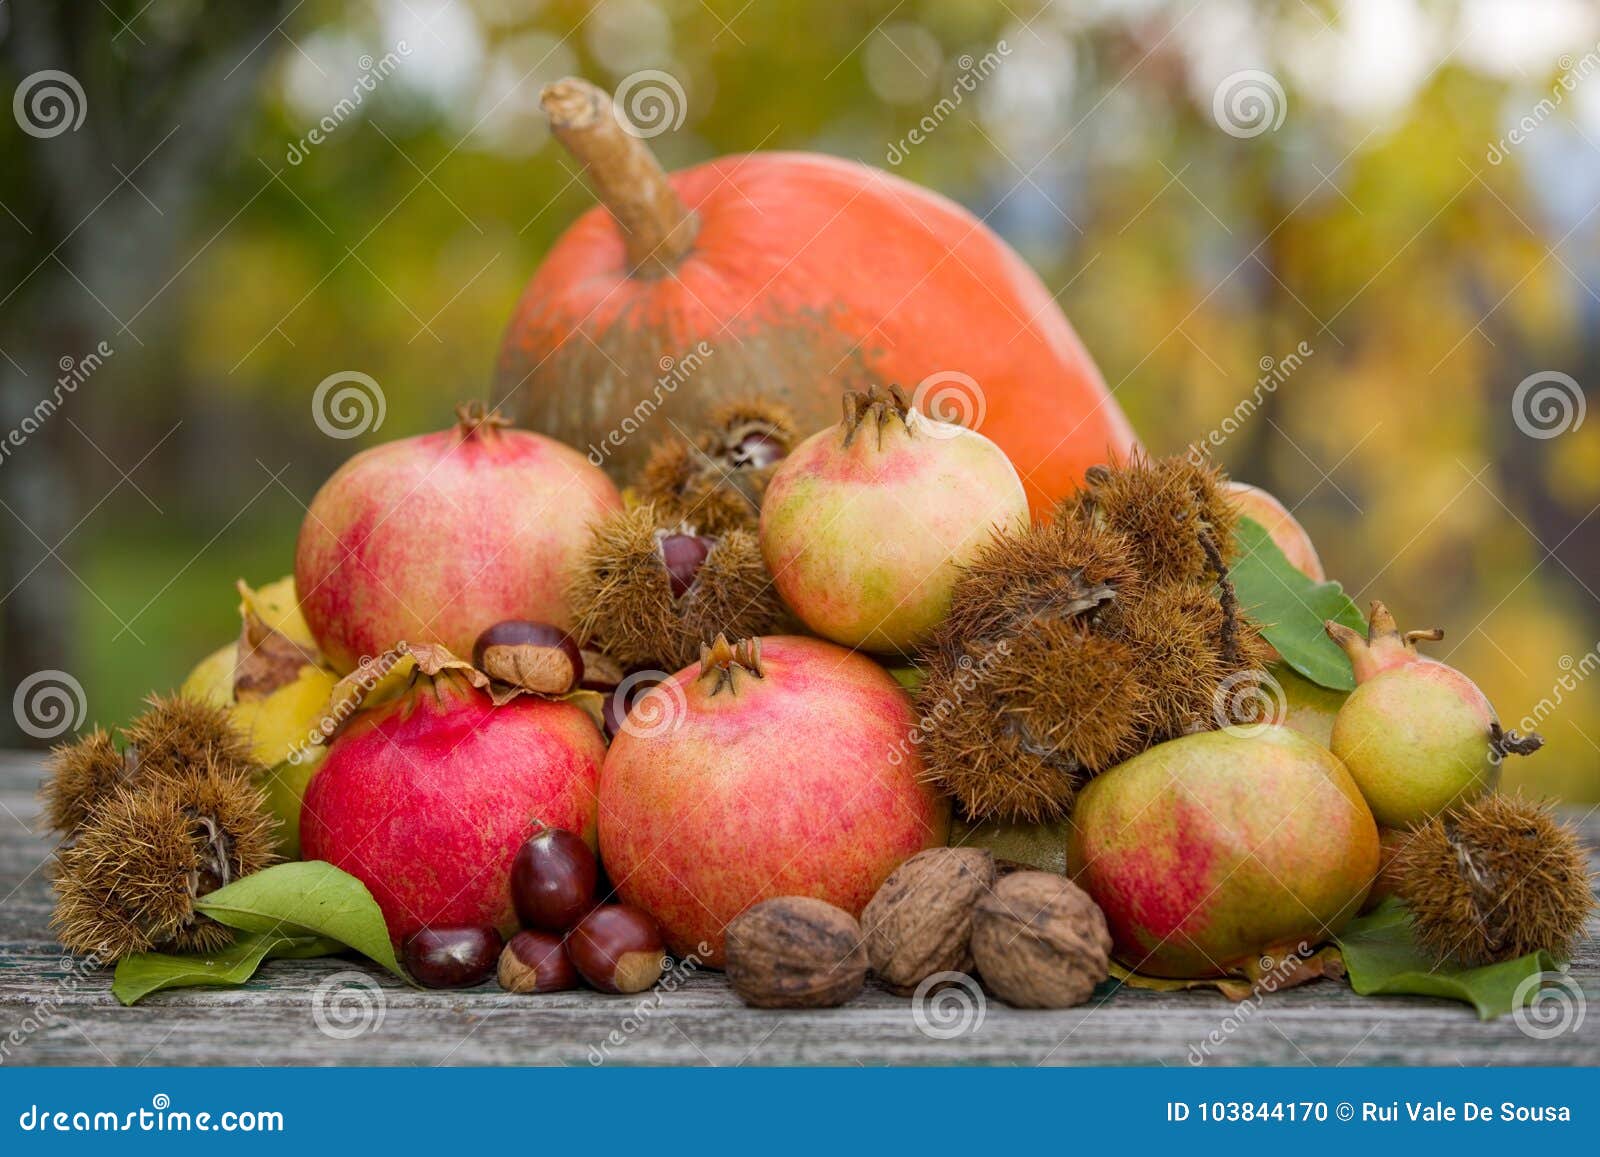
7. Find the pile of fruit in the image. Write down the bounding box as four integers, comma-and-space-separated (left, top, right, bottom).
40, 78, 1593, 1019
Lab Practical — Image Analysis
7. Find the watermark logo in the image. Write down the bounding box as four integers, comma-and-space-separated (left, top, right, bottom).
613, 70, 687, 139
1189, 340, 1313, 460
1488, 44, 1600, 164
312, 371, 386, 440
0, 340, 113, 471
586, 341, 714, 466
311, 970, 386, 1039
1213, 668, 1286, 737
613, 671, 687, 740
911, 370, 986, 438
911, 971, 986, 1039
1511, 370, 1585, 439
1513, 968, 1586, 1040
14, 70, 86, 139
1212, 70, 1286, 139
286, 44, 411, 165
587, 945, 709, 1065
885, 42, 1010, 166
13, 670, 86, 740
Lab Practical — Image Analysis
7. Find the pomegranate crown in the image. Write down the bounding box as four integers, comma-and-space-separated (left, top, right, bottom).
1325, 600, 1443, 683
454, 400, 511, 440
697, 633, 764, 696
841, 384, 917, 448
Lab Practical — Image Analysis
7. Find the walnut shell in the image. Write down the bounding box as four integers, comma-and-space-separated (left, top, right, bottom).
861, 847, 996, 995
970, 871, 1111, 1009
724, 897, 867, 1009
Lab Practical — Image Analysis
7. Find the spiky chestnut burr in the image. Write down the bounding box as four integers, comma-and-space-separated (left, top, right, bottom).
914, 453, 1269, 821
916, 625, 1145, 822
121, 694, 256, 781
1100, 581, 1274, 752
38, 696, 256, 840
939, 515, 1141, 646
637, 397, 797, 534
1064, 451, 1238, 590
1394, 793, 1595, 966
51, 759, 278, 960
568, 503, 786, 672
40, 729, 131, 838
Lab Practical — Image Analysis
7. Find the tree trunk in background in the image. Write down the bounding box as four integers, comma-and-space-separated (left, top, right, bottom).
0, 1, 289, 744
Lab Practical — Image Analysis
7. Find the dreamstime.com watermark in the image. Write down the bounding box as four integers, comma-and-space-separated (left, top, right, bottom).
1488, 43, 1600, 165
311, 370, 386, 440
910, 370, 986, 438
1510, 370, 1586, 439
287, 648, 406, 764
0, 341, 114, 470
585, 341, 715, 466
311, 971, 387, 1040
286, 43, 411, 165
886, 640, 1012, 767
610, 671, 687, 740
587, 944, 709, 1064
1186, 942, 1315, 1065
1512, 967, 1586, 1040
16, 1095, 283, 1133
1517, 643, 1600, 737
1212, 668, 1287, 738
612, 69, 688, 139
11, 669, 87, 741
0, 953, 100, 1065
13, 69, 86, 139
1189, 340, 1314, 460
885, 42, 1011, 166
1212, 69, 1286, 139
910, 971, 987, 1039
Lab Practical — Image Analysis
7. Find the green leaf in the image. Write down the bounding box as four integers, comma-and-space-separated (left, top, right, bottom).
1336, 899, 1558, 1019
193, 860, 406, 979
1230, 516, 1366, 690
887, 665, 925, 693
111, 933, 341, 1006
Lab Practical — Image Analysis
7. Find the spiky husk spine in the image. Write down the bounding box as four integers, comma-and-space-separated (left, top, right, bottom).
40, 728, 130, 837
637, 397, 796, 534
51, 759, 278, 961
39, 696, 257, 840
1394, 793, 1595, 966
915, 451, 1268, 822
568, 503, 787, 672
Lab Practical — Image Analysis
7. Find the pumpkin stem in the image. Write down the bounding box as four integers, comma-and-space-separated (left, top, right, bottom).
540, 77, 700, 278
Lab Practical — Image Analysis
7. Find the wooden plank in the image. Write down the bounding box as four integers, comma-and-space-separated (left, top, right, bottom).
1, 752, 1596, 1066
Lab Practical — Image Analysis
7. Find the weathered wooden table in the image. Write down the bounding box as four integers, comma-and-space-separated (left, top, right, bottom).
1, 754, 1596, 1066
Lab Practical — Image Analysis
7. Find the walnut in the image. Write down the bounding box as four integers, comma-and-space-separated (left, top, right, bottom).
861, 847, 996, 995
724, 897, 867, 1009
970, 871, 1111, 1008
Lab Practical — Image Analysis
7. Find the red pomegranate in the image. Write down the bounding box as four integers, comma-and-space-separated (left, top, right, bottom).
295, 403, 621, 672
599, 635, 950, 965
496, 79, 1137, 517
300, 664, 604, 943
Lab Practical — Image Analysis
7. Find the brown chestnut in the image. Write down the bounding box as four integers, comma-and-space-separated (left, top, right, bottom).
510, 826, 598, 932
472, 620, 582, 694
497, 930, 579, 994
655, 532, 714, 598
567, 905, 667, 994
401, 926, 503, 989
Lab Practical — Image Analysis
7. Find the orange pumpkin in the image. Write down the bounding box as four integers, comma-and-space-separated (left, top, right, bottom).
497, 79, 1137, 517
